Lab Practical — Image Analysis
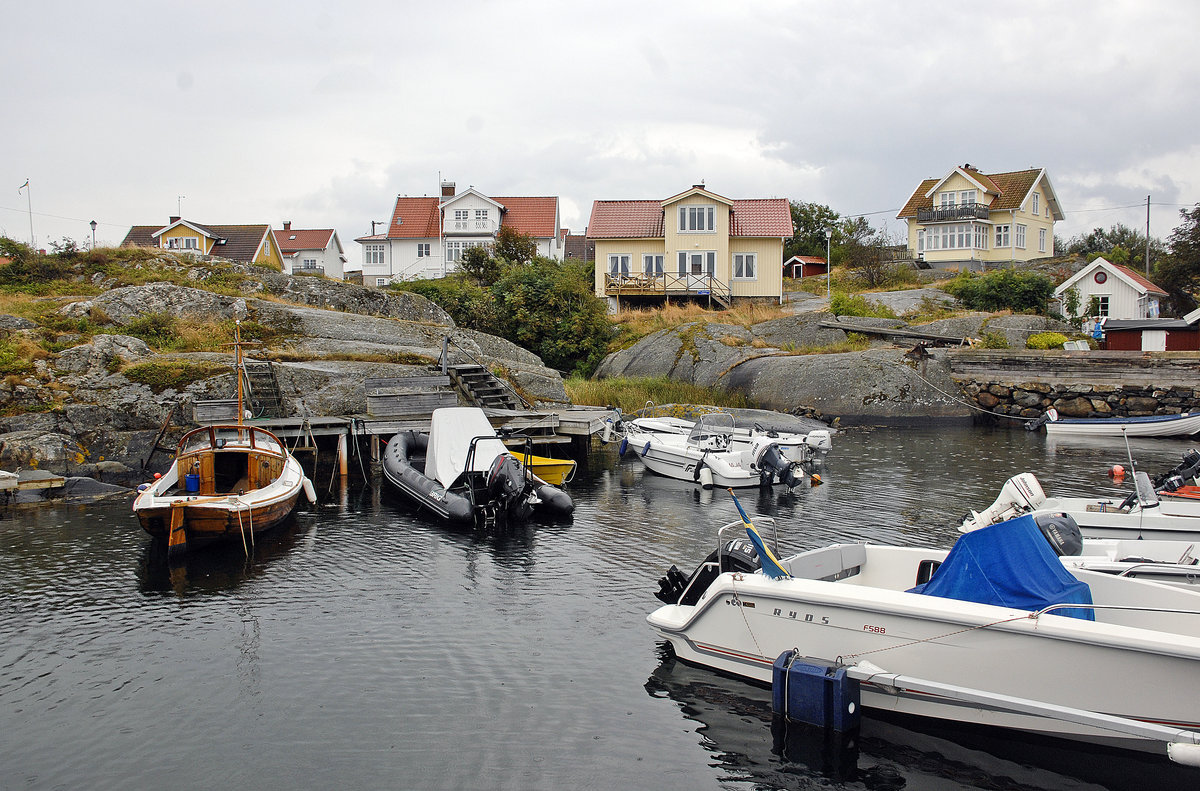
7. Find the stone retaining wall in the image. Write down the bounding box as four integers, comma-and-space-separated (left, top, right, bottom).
946, 350, 1200, 419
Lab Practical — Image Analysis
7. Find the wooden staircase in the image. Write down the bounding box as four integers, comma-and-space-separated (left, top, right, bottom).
447, 364, 524, 411
241, 360, 285, 418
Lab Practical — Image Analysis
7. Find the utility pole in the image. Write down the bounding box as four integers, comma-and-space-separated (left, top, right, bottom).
1145, 194, 1151, 276
18, 179, 33, 248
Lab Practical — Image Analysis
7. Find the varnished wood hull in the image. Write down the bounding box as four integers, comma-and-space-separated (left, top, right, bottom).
136, 487, 303, 548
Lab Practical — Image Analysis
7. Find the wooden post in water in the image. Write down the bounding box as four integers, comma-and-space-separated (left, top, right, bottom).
337, 433, 348, 479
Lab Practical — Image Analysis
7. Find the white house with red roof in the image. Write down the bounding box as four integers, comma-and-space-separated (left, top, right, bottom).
1053, 257, 1168, 325
588, 185, 793, 310
355, 181, 562, 286
272, 222, 347, 279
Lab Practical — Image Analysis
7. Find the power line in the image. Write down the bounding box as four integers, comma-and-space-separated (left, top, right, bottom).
0, 204, 126, 228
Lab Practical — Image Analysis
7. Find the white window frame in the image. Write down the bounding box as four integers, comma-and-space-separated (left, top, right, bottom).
1016, 224, 1027, 249
182, 237, 198, 250
1032, 193, 1040, 216
678, 205, 715, 232
1096, 295, 1110, 318
642, 254, 663, 276
364, 244, 385, 265
939, 192, 956, 208
454, 210, 469, 221
974, 224, 987, 249
960, 190, 976, 205
995, 224, 1010, 248
375, 277, 389, 287
917, 229, 925, 252
608, 254, 631, 276
417, 243, 430, 257
302, 258, 318, 270
732, 252, 757, 280
1039, 228, 1046, 253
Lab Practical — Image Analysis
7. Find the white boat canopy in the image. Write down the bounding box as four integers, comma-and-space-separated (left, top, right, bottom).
426, 407, 511, 489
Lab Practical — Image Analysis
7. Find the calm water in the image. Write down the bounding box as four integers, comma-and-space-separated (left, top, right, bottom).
2, 425, 1198, 790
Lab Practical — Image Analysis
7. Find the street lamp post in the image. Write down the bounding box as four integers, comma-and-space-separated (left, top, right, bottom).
825, 229, 833, 302
89, 220, 97, 250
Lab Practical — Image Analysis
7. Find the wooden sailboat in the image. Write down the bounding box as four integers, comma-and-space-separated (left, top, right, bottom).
133, 322, 316, 559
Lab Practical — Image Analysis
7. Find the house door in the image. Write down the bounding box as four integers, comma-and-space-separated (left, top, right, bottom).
683, 251, 715, 290
1143, 330, 1167, 351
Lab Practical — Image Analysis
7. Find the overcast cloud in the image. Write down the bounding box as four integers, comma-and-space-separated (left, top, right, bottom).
3, 1, 1198, 258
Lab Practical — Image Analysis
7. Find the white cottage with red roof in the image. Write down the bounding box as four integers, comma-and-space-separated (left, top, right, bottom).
272, 222, 347, 279
355, 181, 562, 286
1053, 257, 1168, 325
588, 185, 793, 311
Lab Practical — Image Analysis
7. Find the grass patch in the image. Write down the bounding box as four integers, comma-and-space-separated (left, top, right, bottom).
0, 337, 36, 376
829, 293, 898, 319
610, 301, 791, 352
564, 375, 754, 412
122, 360, 227, 394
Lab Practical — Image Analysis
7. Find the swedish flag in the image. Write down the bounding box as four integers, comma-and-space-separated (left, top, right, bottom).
728, 489, 791, 579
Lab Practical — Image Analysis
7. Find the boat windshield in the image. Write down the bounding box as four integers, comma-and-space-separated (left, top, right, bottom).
177, 425, 285, 455
687, 413, 735, 447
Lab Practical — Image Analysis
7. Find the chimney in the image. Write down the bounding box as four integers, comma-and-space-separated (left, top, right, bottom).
693, 183, 705, 190
169, 215, 180, 224
441, 180, 456, 198
283, 221, 291, 231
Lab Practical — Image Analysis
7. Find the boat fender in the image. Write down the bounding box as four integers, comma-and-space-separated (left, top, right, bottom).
1168, 742, 1200, 767
642, 441, 651, 457
302, 477, 317, 504
698, 466, 714, 490
618, 438, 628, 457
1033, 512, 1082, 557
534, 483, 574, 516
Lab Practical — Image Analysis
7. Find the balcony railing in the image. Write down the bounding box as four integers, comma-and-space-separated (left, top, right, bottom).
445, 219, 499, 235
295, 264, 325, 276
916, 205, 990, 223
603, 272, 732, 307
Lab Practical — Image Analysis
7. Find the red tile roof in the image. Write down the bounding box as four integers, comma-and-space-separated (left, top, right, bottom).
587, 200, 663, 238
492, 196, 558, 238
1114, 263, 1168, 296
587, 196, 792, 238
387, 197, 441, 239
272, 228, 335, 254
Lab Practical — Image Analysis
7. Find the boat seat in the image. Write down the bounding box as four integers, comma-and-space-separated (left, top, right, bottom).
782, 544, 867, 582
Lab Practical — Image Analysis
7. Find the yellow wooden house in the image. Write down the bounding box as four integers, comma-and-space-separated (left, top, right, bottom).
121, 217, 283, 268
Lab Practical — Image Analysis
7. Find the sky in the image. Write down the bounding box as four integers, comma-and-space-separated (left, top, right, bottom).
4, 1, 1199, 265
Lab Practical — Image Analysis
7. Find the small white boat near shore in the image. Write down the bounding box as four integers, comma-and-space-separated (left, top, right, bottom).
614, 411, 831, 490
648, 511, 1200, 754
1029, 407, 1200, 437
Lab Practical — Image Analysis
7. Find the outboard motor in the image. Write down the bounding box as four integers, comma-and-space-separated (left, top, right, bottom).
487, 453, 532, 519
755, 442, 806, 489
655, 538, 762, 605
962, 473, 1047, 531
1155, 449, 1200, 490
1034, 512, 1083, 557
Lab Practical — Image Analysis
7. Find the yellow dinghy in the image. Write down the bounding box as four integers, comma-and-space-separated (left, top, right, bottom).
516, 452, 576, 486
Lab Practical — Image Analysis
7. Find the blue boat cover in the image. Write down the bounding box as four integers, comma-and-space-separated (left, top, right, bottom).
911, 515, 1095, 620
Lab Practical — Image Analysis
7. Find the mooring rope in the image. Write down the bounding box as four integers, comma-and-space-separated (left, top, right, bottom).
837, 612, 1033, 665
886, 359, 1029, 422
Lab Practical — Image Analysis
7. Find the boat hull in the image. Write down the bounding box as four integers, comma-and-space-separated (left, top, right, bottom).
648, 547, 1200, 745
1045, 412, 1200, 437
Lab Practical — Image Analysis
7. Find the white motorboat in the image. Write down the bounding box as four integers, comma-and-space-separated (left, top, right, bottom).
647, 512, 1200, 751
615, 411, 832, 489
1028, 407, 1200, 437
962, 463, 1200, 542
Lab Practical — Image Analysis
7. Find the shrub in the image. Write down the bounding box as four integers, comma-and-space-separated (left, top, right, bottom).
123, 312, 184, 350
978, 330, 1010, 349
943, 269, 1055, 313
122, 361, 225, 393
829, 292, 897, 319
393, 276, 499, 334
564, 375, 753, 412
1026, 331, 1070, 350
0, 338, 33, 376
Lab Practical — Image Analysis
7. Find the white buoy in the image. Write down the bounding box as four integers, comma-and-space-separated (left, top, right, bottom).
699, 466, 714, 490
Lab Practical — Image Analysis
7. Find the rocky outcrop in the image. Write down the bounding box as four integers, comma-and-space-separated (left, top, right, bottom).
1, 278, 568, 483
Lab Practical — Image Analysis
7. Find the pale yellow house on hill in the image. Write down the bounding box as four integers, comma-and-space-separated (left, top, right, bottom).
588, 185, 793, 311
121, 217, 284, 268
897, 164, 1064, 269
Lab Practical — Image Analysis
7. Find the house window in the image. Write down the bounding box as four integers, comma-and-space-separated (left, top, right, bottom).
475, 210, 487, 220
262, 242, 272, 258
642, 254, 663, 276
1039, 228, 1046, 253
608, 254, 631, 276
302, 258, 318, 270
417, 243, 430, 257
1032, 193, 1040, 216
1015, 224, 1027, 249
1095, 295, 1110, 317
917, 229, 925, 252
678, 205, 715, 232
960, 190, 977, 205
974, 224, 987, 249
940, 192, 956, 208
995, 224, 1011, 247
364, 244, 385, 265
454, 210, 469, 221
181, 237, 198, 250
733, 253, 757, 279
375, 277, 389, 287
677, 251, 715, 276
165, 237, 179, 249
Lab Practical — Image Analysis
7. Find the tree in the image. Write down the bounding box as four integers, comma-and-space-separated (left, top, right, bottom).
493, 225, 537, 265
1064, 223, 1166, 271
491, 257, 611, 376
458, 245, 503, 286
785, 201, 842, 260
1154, 204, 1200, 316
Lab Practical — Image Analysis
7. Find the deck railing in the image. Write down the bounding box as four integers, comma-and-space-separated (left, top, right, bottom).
917, 205, 991, 222
603, 272, 732, 305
